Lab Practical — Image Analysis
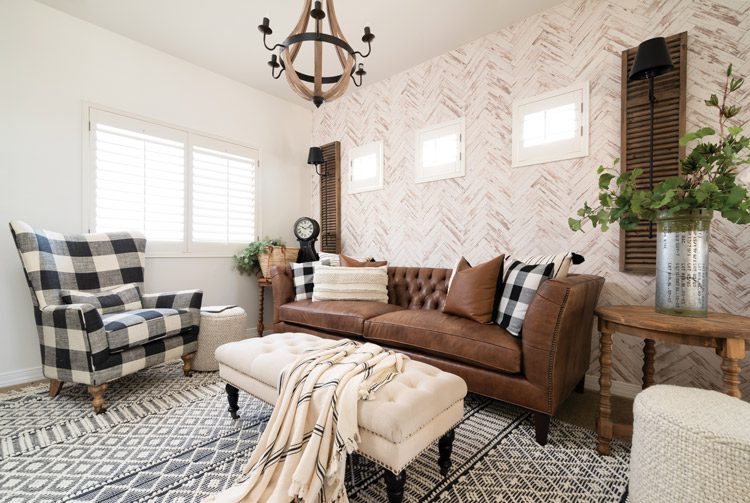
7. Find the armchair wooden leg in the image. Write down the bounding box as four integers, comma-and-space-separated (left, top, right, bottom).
181, 352, 195, 377
87, 383, 108, 414
48, 379, 63, 398
226, 383, 240, 419
384, 469, 406, 503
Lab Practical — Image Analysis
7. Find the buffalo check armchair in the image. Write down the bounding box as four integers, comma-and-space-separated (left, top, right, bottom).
9, 220, 202, 413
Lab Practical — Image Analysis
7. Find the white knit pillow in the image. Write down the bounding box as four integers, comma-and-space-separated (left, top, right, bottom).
312, 265, 388, 303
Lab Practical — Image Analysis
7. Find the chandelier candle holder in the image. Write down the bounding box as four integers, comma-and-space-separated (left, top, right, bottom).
258, 0, 374, 108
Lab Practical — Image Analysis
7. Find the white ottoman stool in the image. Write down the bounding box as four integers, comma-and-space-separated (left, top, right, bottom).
629, 385, 750, 503
215, 332, 467, 503
193, 306, 248, 371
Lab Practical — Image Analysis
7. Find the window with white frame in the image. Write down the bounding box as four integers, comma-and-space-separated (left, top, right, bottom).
512, 82, 589, 167
415, 118, 465, 183
348, 141, 383, 194
86, 107, 259, 256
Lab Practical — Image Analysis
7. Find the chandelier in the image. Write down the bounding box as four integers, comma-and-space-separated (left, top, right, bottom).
258, 0, 374, 108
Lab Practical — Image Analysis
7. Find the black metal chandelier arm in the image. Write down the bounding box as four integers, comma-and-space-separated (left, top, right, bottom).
262, 33, 286, 52
352, 41, 373, 59
350, 71, 363, 87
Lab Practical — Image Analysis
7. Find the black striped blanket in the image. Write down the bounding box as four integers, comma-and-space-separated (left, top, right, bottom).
206, 339, 407, 502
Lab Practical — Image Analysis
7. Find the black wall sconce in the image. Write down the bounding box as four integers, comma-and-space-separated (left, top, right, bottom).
308, 146, 325, 176
629, 36, 674, 238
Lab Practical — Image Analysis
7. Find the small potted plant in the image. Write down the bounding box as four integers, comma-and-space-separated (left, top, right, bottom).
234, 238, 297, 278
569, 64, 750, 316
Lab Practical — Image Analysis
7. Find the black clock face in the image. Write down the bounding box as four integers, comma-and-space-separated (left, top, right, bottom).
294, 217, 319, 241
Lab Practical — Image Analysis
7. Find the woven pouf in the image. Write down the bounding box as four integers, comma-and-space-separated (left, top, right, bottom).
629, 385, 750, 503
193, 306, 248, 371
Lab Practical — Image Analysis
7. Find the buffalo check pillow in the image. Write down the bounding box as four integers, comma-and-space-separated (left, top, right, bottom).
60, 283, 142, 315
291, 259, 331, 301
496, 260, 555, 337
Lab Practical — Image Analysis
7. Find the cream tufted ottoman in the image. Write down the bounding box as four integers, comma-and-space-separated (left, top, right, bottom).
629, 385, 750, 503
215, 332, 467, 503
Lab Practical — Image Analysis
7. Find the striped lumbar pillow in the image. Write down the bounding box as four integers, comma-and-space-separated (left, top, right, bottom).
60, 283, 142, 315
312, 265, 388, 303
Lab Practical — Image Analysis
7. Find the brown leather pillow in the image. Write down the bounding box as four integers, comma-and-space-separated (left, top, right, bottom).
339, 253, 388, 267
443, 255, 505, 324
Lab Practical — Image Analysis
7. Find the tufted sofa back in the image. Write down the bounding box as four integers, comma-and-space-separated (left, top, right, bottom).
387, 267, 451, 311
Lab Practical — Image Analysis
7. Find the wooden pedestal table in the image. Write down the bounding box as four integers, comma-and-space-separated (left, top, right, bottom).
594, 305, 750, 456
256, 276, 272, 336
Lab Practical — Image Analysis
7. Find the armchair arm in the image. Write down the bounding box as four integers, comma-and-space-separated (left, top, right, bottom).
141, 289, 203, 325
270, 265, 295, 326
38, 304, 109, 371
521, 274, 605, 413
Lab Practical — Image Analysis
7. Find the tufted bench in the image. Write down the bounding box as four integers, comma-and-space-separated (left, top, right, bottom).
215, 332, 467, 502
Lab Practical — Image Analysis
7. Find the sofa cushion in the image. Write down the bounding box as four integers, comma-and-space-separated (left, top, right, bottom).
364, 309, 521, 374
102, 308, 194, 352
279, 300, 404, 337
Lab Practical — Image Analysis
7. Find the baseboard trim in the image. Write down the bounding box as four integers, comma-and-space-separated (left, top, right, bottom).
584, 375, 642, 400
0, 366, 44, 388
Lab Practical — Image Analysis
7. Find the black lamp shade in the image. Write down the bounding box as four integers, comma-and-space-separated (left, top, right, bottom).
629, 37, 674, 81
307, 146, 324, 166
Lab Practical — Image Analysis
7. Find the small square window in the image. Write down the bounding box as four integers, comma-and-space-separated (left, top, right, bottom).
348, 141, 383, 194
512, 83, 589, 167
415, 118, 465, 183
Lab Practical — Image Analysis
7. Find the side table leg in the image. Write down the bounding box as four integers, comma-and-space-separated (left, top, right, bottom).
257, 285, 265, 336
597, 328, 614, 455
642, 339, 655, 389
719, 338, 744, 399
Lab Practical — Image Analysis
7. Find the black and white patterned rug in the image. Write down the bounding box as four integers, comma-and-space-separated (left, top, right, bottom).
0, 362, 630, 502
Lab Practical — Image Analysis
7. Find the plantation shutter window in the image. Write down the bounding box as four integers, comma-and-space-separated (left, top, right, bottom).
90, 109, 187, 253
512, 83, 589, 168
191, 137, 258, 250
87, 106, 259, 256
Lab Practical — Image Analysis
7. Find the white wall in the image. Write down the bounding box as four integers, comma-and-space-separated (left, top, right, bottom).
0, 0, 312, 384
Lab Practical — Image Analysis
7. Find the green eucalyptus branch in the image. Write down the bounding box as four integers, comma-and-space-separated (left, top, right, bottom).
570, 64, 750, 232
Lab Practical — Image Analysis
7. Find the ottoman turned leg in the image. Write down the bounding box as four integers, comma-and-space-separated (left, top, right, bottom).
226, 383, 240, 419
384, 469, 406, 503
438, 429, 455, 476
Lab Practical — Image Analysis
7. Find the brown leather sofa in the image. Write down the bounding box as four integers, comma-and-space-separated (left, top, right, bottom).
270, 265, 605, 445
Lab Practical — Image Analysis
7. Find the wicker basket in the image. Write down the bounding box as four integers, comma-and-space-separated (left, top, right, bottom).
258, 245, 299, 278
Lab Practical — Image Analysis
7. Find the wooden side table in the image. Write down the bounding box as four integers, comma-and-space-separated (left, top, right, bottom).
256, 276, 272, 336
595, 305, 750, 455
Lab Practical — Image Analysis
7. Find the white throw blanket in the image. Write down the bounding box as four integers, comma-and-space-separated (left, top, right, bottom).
205, 339, 407, 503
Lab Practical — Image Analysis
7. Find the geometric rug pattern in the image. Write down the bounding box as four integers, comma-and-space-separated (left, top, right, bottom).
0, 362, 630, 502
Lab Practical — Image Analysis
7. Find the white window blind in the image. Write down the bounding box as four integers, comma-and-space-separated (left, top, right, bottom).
192, 138, 257, 246
415, 118, 465, 183
87, 107, 259, 256
512, 83, 589, 168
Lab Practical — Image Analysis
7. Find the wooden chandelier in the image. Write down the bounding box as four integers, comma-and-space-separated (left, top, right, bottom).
258, 0, 374, 108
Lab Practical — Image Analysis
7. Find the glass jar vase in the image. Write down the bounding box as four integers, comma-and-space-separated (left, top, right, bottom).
655, 209, 712, 317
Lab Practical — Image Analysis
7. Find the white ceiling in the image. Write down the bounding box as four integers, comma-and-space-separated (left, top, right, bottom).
37, 0, 564, 107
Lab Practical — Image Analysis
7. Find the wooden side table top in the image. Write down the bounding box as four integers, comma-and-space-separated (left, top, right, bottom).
595, 305, 750, 340
594, 304, 750, 456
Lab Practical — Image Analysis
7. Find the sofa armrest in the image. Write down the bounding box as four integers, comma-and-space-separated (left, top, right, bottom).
142, 289, 203, 325
39, 304, 109, 370
521, 274, 605, 413
270, 265, 295, 325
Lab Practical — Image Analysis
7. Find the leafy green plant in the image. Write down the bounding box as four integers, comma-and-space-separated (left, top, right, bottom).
569, 64, 750, 232
233, 238, 285, 275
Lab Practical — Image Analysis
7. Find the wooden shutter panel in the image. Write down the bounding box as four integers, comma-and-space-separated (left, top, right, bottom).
320, 141, 341, 253
619, 32, 687, 274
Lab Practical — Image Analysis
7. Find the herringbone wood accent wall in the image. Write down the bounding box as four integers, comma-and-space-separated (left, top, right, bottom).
312, 0, 750, 397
